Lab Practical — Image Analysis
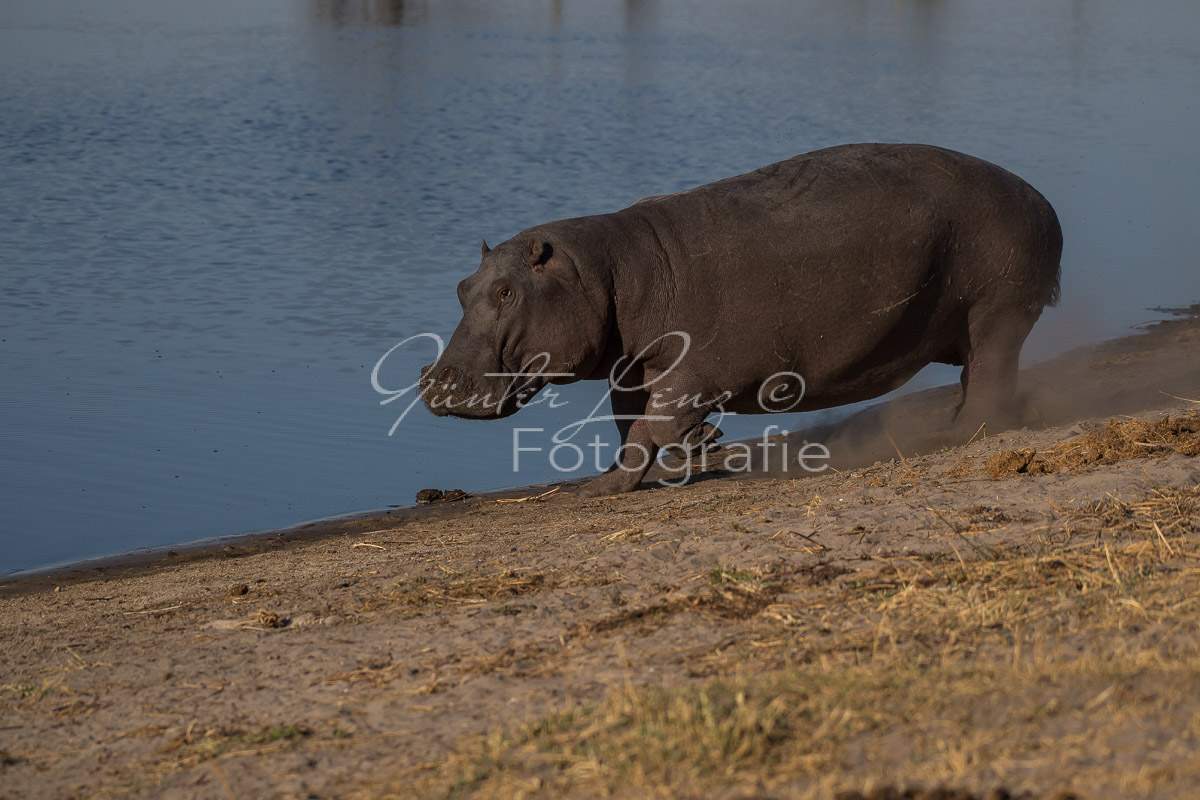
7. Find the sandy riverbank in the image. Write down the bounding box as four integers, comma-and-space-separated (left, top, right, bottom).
2, 312, 1200, 799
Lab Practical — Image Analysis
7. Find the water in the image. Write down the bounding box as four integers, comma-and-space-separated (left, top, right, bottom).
2, 0, 1199, 574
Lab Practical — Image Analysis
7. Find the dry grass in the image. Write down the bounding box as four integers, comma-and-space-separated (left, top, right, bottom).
350, 568, 552, 618
399, 484, 1200, 800
835, 790, 1079, 800
1064, 484, 1200, 541
985, 414, 1200, 478
156, 724, 312, 769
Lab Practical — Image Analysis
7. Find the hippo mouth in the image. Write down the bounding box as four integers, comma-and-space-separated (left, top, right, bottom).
420, 362, 547, 419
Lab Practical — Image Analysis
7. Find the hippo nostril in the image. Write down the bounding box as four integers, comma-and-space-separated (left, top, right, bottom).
440, 366, 455, 382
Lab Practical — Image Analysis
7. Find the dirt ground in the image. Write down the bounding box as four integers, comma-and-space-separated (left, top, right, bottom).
3, 311, 1200, 800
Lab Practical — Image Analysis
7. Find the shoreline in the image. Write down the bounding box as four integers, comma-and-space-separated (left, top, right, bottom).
0, 483, 569, 594
5, 309, 1197, 593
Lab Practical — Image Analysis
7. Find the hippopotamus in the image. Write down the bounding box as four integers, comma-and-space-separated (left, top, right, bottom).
421, 143, 1062, 496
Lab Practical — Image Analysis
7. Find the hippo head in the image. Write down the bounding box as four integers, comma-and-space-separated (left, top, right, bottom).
421, 233, 610, 419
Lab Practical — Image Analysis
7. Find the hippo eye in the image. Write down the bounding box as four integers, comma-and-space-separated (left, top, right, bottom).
497, 287, 512, 302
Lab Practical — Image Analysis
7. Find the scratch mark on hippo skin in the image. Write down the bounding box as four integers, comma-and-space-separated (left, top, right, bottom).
870, 272, 937, 316
870, 289, 921, 316
783, 160, 813, 191
779, 161, 822, 206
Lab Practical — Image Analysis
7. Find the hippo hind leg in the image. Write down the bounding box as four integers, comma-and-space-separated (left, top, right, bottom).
953, 303, 1041, 434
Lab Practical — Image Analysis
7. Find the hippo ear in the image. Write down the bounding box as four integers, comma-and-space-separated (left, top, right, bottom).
481, 240, 491, 260
528, 239, 552, 268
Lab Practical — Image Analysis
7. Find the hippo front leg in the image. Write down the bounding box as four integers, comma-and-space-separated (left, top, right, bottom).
574, 387, 659, 498
575, 384, 717, 498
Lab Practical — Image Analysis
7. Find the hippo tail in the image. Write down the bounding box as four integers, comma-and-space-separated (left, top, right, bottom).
1029, 185, 1064, 310
1042, 202, 1063, 309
